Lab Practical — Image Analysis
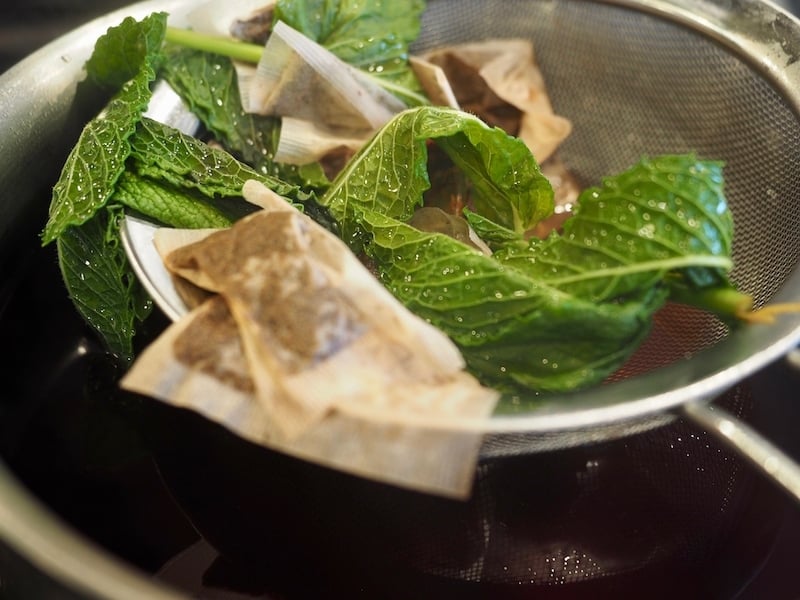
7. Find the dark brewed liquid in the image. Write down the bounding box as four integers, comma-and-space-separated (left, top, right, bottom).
0, 236, 798, 600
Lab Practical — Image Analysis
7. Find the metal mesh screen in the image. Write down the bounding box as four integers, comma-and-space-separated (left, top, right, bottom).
409, 0, 800, 455
416, 0, 800, 303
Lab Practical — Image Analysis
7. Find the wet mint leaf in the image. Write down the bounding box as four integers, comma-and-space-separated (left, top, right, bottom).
275, 0, 427, 105
42, 13, 168, 245
56, 207, 151, 363
321, 108, 738, 392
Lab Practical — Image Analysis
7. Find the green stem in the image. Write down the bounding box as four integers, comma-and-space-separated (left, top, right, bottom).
165, 27, 263, 64
670, 283, 753, 321
164, 27, 426, 106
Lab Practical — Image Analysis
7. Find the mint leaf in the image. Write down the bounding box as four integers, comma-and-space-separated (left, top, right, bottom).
322, 106, 553, 238
56, 206, 151, 363
320, 108, 741, 392
436, 123, 554, 234
42, 13, 168, 245
494, 155, 735, 304
125, 117, 334, 226
462, 209, 528, 250
112, 171, 234, 229
274, 0, 427, 105
348, 207, 666, 392
85, 13, 168, 89
128, 117, 298, 198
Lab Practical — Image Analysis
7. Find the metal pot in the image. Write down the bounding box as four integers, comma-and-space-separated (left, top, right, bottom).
1, 0, 800, 597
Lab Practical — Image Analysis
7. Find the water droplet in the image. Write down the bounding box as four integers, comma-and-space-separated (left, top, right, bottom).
638, 224, 656, 238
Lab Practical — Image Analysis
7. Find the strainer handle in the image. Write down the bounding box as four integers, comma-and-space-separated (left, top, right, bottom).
681, 400, 800, 503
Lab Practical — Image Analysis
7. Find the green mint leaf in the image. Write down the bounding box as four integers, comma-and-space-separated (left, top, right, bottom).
462, 208, 528, 250
56, 206, 151, 363
322, 106, 553, 237
85, 13, 168, 89
348, 207, 666, 393
42, 13, 168, 245
321, 110, 741, 392
126, 118, 335, 230
318, 106, 659, 391
274, 0, 427, 105
435, 124, 554, 235
129, 117, 296, 198
494, 155, 735, 304
111, 171, 234, 229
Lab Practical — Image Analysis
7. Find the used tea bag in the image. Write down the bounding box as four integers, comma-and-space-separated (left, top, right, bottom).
149, 227, 218, 311
122, 295, 258, 418
273, 116, 372, 166
273, 56, 460, 168
409, 55, 461, 110
247, 20, 406, 130
185, 0, 275, 39
121, 292, 494, 498
121, 181, 498, 498
423, 38, 572, 162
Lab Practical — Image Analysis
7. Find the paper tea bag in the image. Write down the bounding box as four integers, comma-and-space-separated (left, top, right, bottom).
247, 20, 407, 130
185, 0, 275, 39
409, 55, 461, 110
423, 38, 572, 162
273, 56, 460, 168
273, 116, 373, 166
121, 181, 499, 499
121, 293, 495, 498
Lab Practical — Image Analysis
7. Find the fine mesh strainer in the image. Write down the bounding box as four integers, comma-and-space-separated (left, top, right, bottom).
402, 0, 800, 493
118, 0, 800, 504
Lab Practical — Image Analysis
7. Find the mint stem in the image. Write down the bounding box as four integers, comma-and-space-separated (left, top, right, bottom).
671, 284, 753, 321
164, 26, 429, 107
165, 27, 263, 64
